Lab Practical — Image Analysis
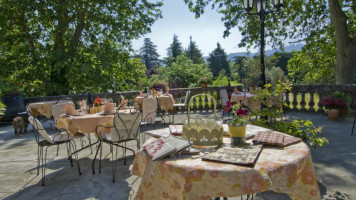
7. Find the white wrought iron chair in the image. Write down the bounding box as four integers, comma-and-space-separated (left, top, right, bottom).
171, 90, 191, 124
27, 108, 82, 186
51, 102, 93, 153
220, 89, 231, 120
92, 105, 142, 182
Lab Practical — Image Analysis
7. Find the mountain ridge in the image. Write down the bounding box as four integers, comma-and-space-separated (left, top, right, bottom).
226, 44, 304, 61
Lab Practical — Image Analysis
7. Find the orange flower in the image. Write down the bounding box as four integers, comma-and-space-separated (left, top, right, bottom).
93, 97, 103, 106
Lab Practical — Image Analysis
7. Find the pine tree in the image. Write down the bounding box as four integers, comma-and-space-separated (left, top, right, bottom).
166, 34, 184, 59
139, 38, 160, 76
185, 36, 204, 64
207, 43, 230, 77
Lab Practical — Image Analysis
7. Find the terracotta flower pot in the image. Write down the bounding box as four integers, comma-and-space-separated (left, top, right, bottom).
339, 107, 348, 118
327, 109, 339, 121
200, 83, 207, 88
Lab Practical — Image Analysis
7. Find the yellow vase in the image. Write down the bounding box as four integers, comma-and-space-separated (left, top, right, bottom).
228, 122, 247, 145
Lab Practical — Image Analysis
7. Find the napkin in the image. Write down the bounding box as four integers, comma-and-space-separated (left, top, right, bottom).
79, 100, 85, 109
283, 133, 302, 146
118, 98, 128, 110
252, 131, 284, 147
169, 125, 182, 136
233, 87, 241, 94
103, 102, 115, 114
140, 91, 144, 97
64, 103, 79, 115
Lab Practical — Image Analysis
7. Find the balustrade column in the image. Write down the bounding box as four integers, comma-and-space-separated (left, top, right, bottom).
292, 91, 298, 111
308, 92, 315, 112
299, 92, 306, 112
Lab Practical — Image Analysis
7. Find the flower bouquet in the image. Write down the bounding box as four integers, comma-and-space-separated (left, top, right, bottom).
197, 77, 211, 87
93, 97, 103, 107
318, 95, 347, 110
150, 81, 169, 93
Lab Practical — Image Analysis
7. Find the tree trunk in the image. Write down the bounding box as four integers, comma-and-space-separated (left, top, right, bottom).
328, 0, 356, 84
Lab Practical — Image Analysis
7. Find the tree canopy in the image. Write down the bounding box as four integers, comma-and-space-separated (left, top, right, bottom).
150, 54, 212, 88
0, 0, 163, 96
207, 43, 230, 77
166, 34, 184, 63
185, 36, 204, 64
139, 38, 160, 75
184, 0, 356, 84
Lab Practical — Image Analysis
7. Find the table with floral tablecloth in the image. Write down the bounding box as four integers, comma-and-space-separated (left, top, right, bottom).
131, 134, 320, 200
28, 101, 58, 119
135, 94, 175, 112
57, 113, 114, 136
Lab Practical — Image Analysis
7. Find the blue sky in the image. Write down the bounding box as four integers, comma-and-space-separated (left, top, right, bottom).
131, 0, 253, 58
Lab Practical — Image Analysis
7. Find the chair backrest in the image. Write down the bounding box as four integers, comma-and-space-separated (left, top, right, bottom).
51, 102, 75, 124
220, 89, 229, 106
184, 90, 191, 105
111, 110, 142, 142
142, 97, 157, 124
27, 113, 55, 144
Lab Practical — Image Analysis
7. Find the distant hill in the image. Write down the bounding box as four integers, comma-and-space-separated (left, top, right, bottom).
226, 44, 304, 61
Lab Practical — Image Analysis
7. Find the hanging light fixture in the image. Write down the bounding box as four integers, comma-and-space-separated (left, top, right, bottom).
243, 0, 254, 12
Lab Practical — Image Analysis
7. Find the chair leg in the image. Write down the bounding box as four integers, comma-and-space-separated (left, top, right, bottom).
70, 141, 82, 175
92, 140, 102, 175
99, 141, 103, 174
37, 146, 40, 175
352, 118, 356, 136
111, 144, 116, 183
66, 143, 74, 167
56, 145, 59, 156
87, 134, 93, 153
42, 146, 50, 186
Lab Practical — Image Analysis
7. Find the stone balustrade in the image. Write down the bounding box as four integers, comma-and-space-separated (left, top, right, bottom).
23, 85, 356, 113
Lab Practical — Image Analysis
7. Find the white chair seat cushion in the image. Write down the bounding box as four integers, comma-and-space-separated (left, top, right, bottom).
173, 103, 185, 107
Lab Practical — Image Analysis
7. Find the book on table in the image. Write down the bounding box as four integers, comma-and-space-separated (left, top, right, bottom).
143, 135, 191, 161
201, 143, 263, 167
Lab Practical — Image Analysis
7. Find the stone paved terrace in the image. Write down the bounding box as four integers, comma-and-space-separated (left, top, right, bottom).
0, 110, 356, 200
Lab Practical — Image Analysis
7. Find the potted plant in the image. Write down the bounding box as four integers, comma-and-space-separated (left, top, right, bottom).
318, 95, 347, 121
227, 103, 250, 145
197, 77, 211, 88
149, 81, 169, 93
331, 91, 351, 118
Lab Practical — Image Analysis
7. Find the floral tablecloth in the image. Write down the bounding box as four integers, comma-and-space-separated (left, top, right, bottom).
131, 136, 320, 200
135, 95, 175, 111
57, 114, 114, 136
28, 101, 58, 119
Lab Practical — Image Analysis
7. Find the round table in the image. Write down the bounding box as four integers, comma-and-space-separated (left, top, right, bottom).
131, 134, 320, 200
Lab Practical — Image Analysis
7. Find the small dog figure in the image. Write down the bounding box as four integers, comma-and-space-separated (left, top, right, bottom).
13, 116, 28, 135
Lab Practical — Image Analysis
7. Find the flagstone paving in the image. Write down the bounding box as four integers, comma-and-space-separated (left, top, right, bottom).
0, 111, 355, 200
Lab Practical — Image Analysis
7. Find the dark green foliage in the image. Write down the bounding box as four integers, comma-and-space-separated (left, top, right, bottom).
185, 36, 204, 64
273, 52, 293, 75
166, 34, 184, 60
0, 0, 163, 96
150, 54, 212, 88
139, 38, 161, 75
207, 43, 230, 77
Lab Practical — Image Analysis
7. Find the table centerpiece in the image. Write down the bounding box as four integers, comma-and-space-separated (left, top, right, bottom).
227, 102, 250, 145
